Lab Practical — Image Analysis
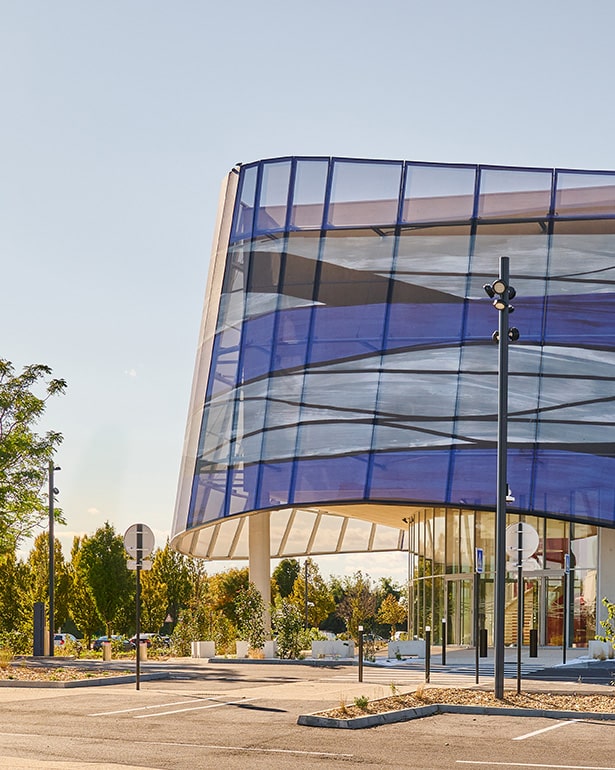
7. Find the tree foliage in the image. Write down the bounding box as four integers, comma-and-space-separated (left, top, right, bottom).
139, 552, 168, 633
68, 536, 102, 648
290, 558, 335, 628
26, 532, 71, 631
77, 522, 132, 636
153, 539, 194, 630
336, 571, 378, 641
235, 582, 266, 650
0, 360, 66, 553
377, 593, 407, 638
272, 558, 300, 599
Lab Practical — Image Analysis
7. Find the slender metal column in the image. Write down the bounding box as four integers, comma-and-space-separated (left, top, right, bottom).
48, 461, 55, 657
493, 256, 510, 700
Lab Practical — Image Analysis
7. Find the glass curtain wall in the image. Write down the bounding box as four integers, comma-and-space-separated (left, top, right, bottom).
409, 507, 597, 646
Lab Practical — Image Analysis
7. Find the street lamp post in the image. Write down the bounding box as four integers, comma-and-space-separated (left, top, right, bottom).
484, 256, 520, 700
48, 461, 60, 657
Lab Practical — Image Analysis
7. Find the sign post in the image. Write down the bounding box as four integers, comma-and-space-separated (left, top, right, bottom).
124, 523, 155, 690
474, 547, 483, 684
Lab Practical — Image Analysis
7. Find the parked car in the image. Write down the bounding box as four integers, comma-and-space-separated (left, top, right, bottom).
92, 635, 131, 652
129, 633, 171, 649
54, 633, 82, 652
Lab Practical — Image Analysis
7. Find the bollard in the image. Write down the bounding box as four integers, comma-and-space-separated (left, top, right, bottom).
441, 618, 447, 665
139, 641, 148, 661
529, 628, 538, 658
102, 641, 112, 662
425, 626, 431, 683
358, 625, 363, 683
479, 628, 488, 657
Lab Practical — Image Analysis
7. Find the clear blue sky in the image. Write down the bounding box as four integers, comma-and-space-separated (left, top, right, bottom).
2, 0, 615, 581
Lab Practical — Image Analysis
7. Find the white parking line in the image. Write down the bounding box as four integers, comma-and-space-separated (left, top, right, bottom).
134, 697, 258, 718
152, 741, 353, 758
456, 761, 615, 769
513, 720, 581, 741
90, 698, 200, 716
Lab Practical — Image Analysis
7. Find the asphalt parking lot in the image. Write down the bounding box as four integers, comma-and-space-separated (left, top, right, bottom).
0, 657, 614, 770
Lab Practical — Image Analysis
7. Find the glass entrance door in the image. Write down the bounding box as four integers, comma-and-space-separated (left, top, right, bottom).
445, 577, 473, 646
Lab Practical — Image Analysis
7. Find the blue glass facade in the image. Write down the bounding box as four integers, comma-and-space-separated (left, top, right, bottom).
184, 157, 615, 535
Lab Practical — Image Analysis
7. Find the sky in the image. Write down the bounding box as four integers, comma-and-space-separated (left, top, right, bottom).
2, 0, 615, 583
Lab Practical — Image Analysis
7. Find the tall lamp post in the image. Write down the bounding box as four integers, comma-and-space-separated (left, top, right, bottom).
48, 461, 60, 657
484, 256, 520, 699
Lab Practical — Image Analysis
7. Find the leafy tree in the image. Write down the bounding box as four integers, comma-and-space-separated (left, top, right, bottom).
235, 581, 266, 650
0, 360, 67, 553
171, 568, 235, 656
289, 558, 335, 628
139, 555, 168, 633
77, 522, 132, 636
272, 558, 300, 599
377, 593, 407, 638
153, 540, 194, 630
271, 597, 304, 659
336, 571, 377, 641
0, 551, 31, 636
210, 567, 249, 626
68, 536, 102, 647
26, 532, 70, 631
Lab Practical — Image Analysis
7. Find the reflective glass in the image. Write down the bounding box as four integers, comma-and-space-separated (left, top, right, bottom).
327, 160, 402, 226
291, 159, 329, 228
231, 164, 257, 240
478, 168, 552, 219
402, 164, 476, 222
555, 171, 615, 217
255, 160, 291, 232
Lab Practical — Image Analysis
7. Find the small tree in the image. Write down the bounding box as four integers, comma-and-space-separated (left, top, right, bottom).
377, 593, 406, 639
235, 582, 266, 651
77, 522, 132, 636
337, 571, 377, 641
596, 596, 615, 654
271, 597, 304, 659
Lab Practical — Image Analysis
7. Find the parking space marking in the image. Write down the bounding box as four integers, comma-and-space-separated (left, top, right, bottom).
457, 761, 615, 769
90, 698, 201, 716
134, 697, 259, 718
513, 720, 581, 741
152, 741, 353, 758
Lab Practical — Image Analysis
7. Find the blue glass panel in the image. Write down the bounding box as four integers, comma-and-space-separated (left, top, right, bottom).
368, 451, 450, 502
231, 164, 258, 240
242, 312, 277, 381
478, 168, 552, 219
292, 454, 369, 503
402, 164, 476, 223
555, 171, 615, 218
187, 470, 229, 528
206, 327, 240, 399
291, 159, 329, 228
258, 461, 294, 509
227, 466, 258, 515
328, 160, 402, 226
255, 160, 292, 232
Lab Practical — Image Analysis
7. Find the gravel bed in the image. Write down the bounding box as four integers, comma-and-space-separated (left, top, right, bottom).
320, 686, 615, 719
0, 665, 115, 682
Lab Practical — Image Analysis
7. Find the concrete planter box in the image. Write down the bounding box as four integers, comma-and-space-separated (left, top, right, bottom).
311, 640, 355, 659
191, 641, 216, 659
387, 640, 425, 658
236, 640, 250, 658
263, 640, 278, 658
588, 639, 614, 659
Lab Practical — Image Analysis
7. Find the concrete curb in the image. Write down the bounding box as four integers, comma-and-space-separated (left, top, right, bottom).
208, 657, 356, 666
298, 703, 615, 729
0, 672, 169, 688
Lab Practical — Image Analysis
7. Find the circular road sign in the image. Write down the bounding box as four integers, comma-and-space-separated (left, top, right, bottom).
123, 523, 155, 559
505, 522, 539, 564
